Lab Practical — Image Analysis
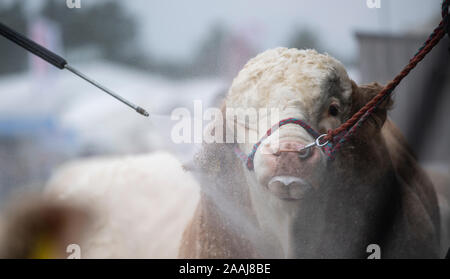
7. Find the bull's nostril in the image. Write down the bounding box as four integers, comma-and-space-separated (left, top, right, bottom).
298, 147, 312, 160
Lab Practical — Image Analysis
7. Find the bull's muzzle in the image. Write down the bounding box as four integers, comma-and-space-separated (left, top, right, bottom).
261, 141, 321, 200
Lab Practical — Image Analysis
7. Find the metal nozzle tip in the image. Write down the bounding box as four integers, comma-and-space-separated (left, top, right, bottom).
136, 107, 150, 117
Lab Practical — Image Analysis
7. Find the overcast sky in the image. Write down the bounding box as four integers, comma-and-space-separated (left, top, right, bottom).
14, 0, 443, 64
123, 0, 441, 63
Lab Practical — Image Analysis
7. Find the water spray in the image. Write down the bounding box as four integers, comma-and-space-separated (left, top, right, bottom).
0, 21, 149, 118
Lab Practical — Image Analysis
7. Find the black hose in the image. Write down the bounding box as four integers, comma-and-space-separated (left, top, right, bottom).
0, 21, 67, 69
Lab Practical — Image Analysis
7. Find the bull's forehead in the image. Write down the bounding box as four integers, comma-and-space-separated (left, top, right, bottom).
226, 48, 352, 124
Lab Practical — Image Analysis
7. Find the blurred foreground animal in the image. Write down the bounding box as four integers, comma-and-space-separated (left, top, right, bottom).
0, 151, 200, 258
44, 152, 199, 258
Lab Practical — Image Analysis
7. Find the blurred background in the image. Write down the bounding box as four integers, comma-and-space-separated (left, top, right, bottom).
0, 0, 448, 205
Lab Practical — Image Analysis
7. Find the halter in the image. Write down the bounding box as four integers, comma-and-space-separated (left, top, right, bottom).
233, 118, 334, 171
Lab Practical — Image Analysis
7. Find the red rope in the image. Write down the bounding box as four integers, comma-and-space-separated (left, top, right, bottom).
324, 1, 449, 144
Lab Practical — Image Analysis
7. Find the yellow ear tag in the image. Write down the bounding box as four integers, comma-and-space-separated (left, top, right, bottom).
28, 233, 58, 259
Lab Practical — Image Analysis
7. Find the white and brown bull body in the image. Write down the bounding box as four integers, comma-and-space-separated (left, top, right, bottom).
180, 48, 441, 258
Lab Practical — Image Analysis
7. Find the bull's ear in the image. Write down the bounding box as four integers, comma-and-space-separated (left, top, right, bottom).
350, 81, 393, 131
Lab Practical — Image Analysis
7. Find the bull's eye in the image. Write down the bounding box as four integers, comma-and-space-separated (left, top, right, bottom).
328, 104, 339, 117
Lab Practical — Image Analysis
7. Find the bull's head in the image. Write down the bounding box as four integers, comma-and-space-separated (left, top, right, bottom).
199, 48, 397, 258
226, 47, 392, 196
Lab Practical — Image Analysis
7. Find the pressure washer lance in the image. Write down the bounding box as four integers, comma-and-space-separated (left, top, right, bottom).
0, 22, 149, 117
